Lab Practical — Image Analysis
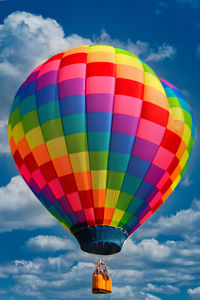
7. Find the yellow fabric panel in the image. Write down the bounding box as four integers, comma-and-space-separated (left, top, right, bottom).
8, 123, 12, 141
171, 175, 181, 191
90, 170, 107, 189
182, 124, 191, 146
145, 72, 166, 95
88, 45, 114, 53
12, 122, 25, 145
46, 136, 68, 159
179, 150, 189, 169
116, 54, 143, 70
69, 152, 90, 172
170, 107, 185, 121
105, 189, 120, 208
111, 209, 125, 225
26, 127, 44, 150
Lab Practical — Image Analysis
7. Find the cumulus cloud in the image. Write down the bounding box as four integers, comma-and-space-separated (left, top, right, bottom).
26, 235, 76, 252
0, 175, 56, 232
144, 283, 180, 294
181, 174, 193, 187
0, 11, 176, 155
134, 198, 200, 240
1, 230, 200, 299
188, 286, 200, 297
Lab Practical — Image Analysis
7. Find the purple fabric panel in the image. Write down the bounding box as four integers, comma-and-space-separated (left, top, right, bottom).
112, 114, 139, 136
37, 71, 58, 91
23, 70, 39, 88
132, 137, 159, 162
86, 94, 114, 112
59, 78, 85, 98
41, 185, 56, 203
144, 164, 165, 185
57, 196, 73, 214
29, 178, 40, 195
145, 187, 160, 203
75, 210, 87, 223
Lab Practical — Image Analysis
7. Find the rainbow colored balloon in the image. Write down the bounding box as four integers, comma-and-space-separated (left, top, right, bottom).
8, 45, 195, 255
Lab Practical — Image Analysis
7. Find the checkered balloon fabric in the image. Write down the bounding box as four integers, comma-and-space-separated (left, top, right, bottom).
8, 45, 195, 253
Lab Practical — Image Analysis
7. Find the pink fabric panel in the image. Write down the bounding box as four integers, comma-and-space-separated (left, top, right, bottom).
137, 119, 166, 145
86, 76, 115, 94
59, 64, 86, 82
153, 146, 175, 170
48, 178, 65, 198
32, 169, 46, 189
67, 192, 82, 211
114, 95, 142, 117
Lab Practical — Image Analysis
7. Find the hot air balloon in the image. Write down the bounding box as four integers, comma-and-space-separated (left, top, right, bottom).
8, 45, 195, 294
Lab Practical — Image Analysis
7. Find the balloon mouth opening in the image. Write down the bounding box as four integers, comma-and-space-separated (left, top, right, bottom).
73, 225, 128, 255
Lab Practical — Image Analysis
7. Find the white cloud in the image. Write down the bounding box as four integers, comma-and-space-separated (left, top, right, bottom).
145, 44, 176, 62
188, 286, 200, 297
134, 198, 200, 240
26, 235, 76, 252
144, 283, 180, 294
0, 175, 56, 232
181, 174, 193, 187
140, 292, 162, 300
0, 11, 176, 155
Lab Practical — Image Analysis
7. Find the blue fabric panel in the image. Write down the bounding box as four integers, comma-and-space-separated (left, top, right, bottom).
127, 156, 151, 179
37, 84, 59, 106
60, 95, 85, 116
110, 132, 135, 154
20, 82, 37, 102
87, 112, 112, 132
135, 181, 155, 200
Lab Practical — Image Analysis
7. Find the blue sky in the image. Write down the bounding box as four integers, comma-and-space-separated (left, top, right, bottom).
0, 0, 200, 299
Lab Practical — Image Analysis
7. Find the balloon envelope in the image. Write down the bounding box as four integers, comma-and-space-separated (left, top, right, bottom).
8, 45, 195, 255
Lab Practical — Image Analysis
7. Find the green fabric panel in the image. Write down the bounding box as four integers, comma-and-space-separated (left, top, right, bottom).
87, 132, 110, 151
62, 114, 86, 135
10, 109, 21, 129
107, 171, 125, 190
22, 110, 40, 133
118, 212, 133, 227
183, 110, 192, 128
38, 101, 60, 124
116, 191, 133, 210
62, 216, 73, 228
115, 47, 137, 59
49, 205, 62, 222
168, 97, 181, 108
108, 152, 130, 173
89, 151, 109, 170
20, 95, 37, 117
142, 63, 157, 77
66, 133, 88, 154
180, 164, 187, 177
126, 197, 144, 214
41, 119, 63, 141
187, 136, 194, 154
10, 95, 20, 114
121, 174, 142, 195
